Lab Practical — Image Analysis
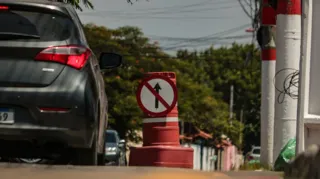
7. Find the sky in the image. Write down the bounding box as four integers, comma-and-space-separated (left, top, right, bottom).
77, 0, 254, 55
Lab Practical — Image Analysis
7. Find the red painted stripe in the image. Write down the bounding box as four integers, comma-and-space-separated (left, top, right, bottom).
262, 48, 276, 61
143, 122, 180, 146
262, 0, 276, 25
277, 0, 301, 15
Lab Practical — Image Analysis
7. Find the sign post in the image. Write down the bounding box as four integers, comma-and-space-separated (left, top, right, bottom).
129, 72, 193, 168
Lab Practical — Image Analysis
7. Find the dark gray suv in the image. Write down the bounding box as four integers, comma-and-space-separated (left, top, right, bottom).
0, 0, 121, 165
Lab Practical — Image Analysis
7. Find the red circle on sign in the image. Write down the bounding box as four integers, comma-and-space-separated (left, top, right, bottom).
136, 74, 178, 117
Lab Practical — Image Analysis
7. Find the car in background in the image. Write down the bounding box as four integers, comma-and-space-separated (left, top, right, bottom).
0, 0, 122, 165
105, 129, 126, 166
246, 146, 261, 162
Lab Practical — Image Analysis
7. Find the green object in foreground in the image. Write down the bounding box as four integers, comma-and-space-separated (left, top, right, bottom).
274, 138, 296, 171
248, 159, 260, 164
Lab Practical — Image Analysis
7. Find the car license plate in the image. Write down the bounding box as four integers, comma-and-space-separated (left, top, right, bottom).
0, 108, 14, 124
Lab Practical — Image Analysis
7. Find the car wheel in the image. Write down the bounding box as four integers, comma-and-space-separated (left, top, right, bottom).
74, 134, 98, 166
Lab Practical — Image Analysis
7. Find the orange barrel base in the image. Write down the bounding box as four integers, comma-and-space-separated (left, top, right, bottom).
129, 145, 194, 168
143, 121, 180, 146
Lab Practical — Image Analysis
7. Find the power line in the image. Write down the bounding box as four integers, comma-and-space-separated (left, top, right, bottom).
127, 0, 214, 11
163, 38, 251, 50
136, 5, 239, 15
162, 39, 251, 50
82, 0, 235, 14
147, 34, 252, 41
79, 5, 239, 17
80, 14, 230, 20
134, 0, 224, 12
162, 24, 251, 50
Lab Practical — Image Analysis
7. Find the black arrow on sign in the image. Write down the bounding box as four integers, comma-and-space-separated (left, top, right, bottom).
153, 83, 162, 109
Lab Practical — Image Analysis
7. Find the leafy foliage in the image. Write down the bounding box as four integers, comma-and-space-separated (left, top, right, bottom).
84, 24, 261, 150
176, 45, 261, 151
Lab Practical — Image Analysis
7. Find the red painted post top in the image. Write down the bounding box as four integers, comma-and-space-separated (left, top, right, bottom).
277, 0, 301, 15
147, 72, 176, 85
262, 0, 276, 25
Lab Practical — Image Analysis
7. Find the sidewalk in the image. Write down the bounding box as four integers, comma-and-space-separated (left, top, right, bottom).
225, 171, 283, 179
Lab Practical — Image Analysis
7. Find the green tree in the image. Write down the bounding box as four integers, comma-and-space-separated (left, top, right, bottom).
83, 24, 242, 145
176, 44, 261, 151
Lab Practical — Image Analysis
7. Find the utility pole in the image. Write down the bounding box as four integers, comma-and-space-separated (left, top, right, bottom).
274, 0, 301, 162
229, 85, 234, 127
239, 108, 244, 149
258, 0, 277, 167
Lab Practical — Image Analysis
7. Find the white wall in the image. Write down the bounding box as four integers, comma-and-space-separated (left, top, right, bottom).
182, 143, 215, 171
297, 0, 320, 153
308, 0, 320, 116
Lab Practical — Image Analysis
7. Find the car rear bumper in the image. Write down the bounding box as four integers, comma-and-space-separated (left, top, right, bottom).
105, 150, 120, 161
0, 123, 92, 146
0, 126, 94, 158
0, 66, 98, 150
105, 154, 118, 161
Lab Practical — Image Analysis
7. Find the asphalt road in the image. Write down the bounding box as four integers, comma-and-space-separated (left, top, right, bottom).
0, 163, 283, 179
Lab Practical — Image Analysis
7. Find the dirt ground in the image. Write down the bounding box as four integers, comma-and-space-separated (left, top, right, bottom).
0, 163, 283, 179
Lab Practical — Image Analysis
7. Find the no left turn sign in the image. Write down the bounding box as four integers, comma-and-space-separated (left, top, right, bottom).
136, 74, 178, 117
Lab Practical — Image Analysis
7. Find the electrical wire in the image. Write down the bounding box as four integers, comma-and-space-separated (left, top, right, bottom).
273, 68, 299, 104
161, 24, 250, 50
147, 34, 252, 41
79, 5, 239, 18
134, 0, 228, 12
80, 14, 230, 20
160, 35, 251, 50
82, 0, 236, 14
163, 24, 249, 46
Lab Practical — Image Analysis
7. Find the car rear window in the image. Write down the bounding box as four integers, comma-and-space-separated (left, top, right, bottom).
0, 9, 75, 41
252, 148, 260, 154
106, 132, 117, 143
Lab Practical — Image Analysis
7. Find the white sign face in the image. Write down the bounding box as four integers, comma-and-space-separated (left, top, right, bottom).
139, 78, 175, 113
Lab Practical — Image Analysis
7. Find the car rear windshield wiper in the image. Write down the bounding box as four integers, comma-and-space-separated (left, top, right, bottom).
0, 32, 40, 40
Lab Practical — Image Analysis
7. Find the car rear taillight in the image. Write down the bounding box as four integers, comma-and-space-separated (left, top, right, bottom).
35, 45, 91, 70
0, 5, 9, 10
247, 155, 254, 161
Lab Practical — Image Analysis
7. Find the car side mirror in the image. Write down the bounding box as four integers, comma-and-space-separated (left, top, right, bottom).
99, 52, 122, 69
118, 139, 125, 148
